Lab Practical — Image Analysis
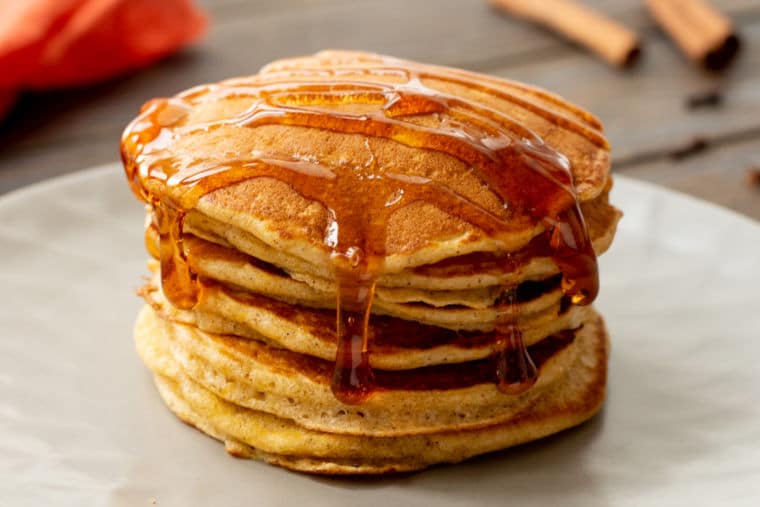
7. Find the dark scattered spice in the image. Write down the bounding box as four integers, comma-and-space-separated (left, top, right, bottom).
668, 137, 710, 160
686, 90, 723, 110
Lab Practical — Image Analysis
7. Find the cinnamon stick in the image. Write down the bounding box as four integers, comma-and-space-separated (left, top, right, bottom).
645, 0, 741, 70
489, 0, 641, 68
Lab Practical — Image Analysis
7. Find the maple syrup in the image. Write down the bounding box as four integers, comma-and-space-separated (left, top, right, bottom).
122, 55, 601, 403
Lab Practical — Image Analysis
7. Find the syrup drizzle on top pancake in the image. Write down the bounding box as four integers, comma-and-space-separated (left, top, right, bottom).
122, 53, 601, 404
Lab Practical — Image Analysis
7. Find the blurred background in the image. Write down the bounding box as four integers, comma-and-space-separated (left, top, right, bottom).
0, 0, 758, 219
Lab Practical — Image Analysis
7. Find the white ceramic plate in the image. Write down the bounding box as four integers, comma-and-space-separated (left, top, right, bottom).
1, 164, 759, 506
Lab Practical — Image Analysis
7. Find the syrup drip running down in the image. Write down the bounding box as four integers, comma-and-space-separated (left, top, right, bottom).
122, 55, 602, 404
333, 272, 377, 404
152, 202, 198, 309
494, 286, 538, 394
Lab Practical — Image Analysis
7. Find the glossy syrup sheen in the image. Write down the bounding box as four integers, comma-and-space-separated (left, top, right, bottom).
122, 56, 601, 404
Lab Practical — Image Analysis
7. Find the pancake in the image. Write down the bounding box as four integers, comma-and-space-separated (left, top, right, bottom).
143, 185, 620, 298
121, 50, 620, 474
136, 304, 585, 435
170, 186, 620, 290
137, 304, 609, 473
142, 268, 591, 370
123, 52, 611, 276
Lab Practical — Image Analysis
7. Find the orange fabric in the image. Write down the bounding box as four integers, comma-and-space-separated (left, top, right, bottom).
0, 0, 206, 117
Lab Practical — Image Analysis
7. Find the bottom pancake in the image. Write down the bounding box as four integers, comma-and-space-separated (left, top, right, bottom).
135, 307, 609, 475
152, 374, 435, 474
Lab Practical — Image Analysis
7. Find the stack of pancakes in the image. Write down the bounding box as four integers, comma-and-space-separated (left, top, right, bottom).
122, 50, 621, 474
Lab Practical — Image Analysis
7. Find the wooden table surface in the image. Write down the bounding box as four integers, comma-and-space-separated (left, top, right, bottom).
1, 0, 759, 220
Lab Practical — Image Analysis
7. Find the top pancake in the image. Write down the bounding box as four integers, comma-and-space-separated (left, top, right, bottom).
122, 50, 611, 274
